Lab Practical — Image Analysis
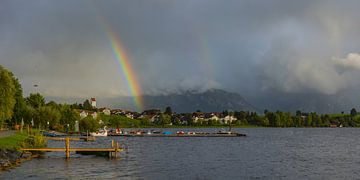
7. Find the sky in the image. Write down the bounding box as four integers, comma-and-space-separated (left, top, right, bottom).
1, 0, 360, 110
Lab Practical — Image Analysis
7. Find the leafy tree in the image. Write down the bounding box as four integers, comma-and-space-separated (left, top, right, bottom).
172, 116, 181, 125
351, 108, 357, 116
26, 93, 45, 109
79, 116, 100, 132
83, 99, 92, 110
46, 101, 59, 109
22, 105, 36, 126
109, 116, 122, 128
264, 109, 268, 115
36, 106, 61, 129
165, 106, 172, 115
158, 113, 171, 126
0, 65, 16, 126
59, 104, 79, 130
10, 75, 26, 126
305, 115, 312, 127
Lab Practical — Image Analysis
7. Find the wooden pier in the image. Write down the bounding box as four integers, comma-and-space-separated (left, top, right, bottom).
110, 133, 246, 137
45, 136, 95, 141
20, 137, 122, 158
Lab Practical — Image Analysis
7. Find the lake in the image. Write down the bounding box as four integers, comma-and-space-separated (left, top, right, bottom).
1, 128, 360, 179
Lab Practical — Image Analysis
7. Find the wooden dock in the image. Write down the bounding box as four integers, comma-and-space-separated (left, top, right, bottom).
110, 133, 246, 137
45, 136, 95, 141
20, 137, 122, 158
46, 137, 81, 141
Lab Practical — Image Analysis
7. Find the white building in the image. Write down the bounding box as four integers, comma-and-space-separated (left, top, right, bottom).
90, 98, 96, 108
221, 115, 237, 124
79, 111, 88, 119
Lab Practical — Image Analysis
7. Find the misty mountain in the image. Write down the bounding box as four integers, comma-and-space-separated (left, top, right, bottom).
248, 90, 360, 114
141, 89, 258, 113
47, 89, 257, 113
47, 89, 360, 114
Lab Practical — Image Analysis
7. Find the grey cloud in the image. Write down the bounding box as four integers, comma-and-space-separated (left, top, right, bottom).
1, 0, 360, 108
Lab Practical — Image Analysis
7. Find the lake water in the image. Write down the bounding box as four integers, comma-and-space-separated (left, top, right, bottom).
1, 128, 360, 179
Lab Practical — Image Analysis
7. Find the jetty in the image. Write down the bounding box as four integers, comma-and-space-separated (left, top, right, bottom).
20, 137, 122, 158
109, 132, 246, 137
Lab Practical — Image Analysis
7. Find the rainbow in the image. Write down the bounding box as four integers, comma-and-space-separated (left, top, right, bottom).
106, 29, 144, 111
93, 6, 143, 111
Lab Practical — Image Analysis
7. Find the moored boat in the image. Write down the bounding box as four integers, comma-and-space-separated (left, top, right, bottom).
90, 126, 108, 137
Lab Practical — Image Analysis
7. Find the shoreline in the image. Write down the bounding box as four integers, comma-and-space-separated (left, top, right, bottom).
0, 149, 39, 172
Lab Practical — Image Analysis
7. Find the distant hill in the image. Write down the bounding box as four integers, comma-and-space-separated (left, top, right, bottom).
47, 89, 258, 113
140, 89, 257, 113
84, 89, 256, 113
248, 90, 360, 114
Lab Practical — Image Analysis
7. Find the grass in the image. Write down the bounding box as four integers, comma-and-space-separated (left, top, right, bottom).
0, 132, 28, 150
0, 129, 45, 150
328, 114, 360, 118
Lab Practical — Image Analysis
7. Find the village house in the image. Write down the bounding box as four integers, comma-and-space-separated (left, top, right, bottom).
111, 109, 126, 115
79, 110, 88, 119
221, 115, 237, 124
192, 112, 205, 123
98, 108, 111, 115
90, 98, 96, 108
79, 110, 97, 119
204, 113, 220, 122
149, 115, 160, 123
125, 113, 134, 119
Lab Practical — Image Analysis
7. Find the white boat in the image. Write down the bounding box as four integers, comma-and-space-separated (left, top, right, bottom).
90, 126, 108, 137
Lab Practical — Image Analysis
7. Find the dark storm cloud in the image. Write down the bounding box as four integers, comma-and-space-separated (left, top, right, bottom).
1, 0, 360, 101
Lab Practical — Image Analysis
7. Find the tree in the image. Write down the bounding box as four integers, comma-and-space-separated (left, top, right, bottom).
0, 65, 16, 126
83, 99, 92, 110
46, 101, 59, 109
158, 113, 171, 126
165, 106, 172, 115
351, 108, 357, 117
26, 93, 45, 109
36, 106, 61, 129
59, 104, 79, 130
108, 116, 122, 128
10, 77, 26, 126
79, 116, 100, 132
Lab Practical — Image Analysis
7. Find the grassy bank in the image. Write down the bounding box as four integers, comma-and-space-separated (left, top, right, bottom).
0, 130, 46, 150
0, 132, 28, 150
0, 130, 47, 170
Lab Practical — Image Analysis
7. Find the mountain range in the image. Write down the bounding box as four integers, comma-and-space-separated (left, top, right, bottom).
48, 88, 360, 114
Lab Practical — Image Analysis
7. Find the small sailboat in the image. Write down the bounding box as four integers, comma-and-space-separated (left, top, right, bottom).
90, 126, 108, 137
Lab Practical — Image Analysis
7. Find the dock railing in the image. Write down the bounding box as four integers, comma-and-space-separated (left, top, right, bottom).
20, 137, 122, 158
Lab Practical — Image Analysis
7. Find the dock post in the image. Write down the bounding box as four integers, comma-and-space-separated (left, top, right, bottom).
65, 137, 70, 158
115, 142, 119, 159
109, 140, 114, 158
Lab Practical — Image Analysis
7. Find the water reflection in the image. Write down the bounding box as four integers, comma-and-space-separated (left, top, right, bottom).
2, 128, 360, 179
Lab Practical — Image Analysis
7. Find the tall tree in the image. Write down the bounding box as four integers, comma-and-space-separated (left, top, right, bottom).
26, 93, 45, 109
83, 99, 92, 110
351, 108, 357, 116
59, 104, 79, 130
165, 106, 172, 115
11, 77, 26, 126
0, 65, 16, 126
35, 106, 61, 128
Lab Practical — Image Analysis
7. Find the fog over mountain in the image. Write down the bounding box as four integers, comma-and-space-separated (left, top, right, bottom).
2, 0, 360, 112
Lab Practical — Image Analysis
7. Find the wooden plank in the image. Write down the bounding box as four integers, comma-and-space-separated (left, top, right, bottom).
71, 148, 116, 151
20, 148, 123, 152
116, 134, 245, 137
20, 148, 66, 152
46, 137, 80, 141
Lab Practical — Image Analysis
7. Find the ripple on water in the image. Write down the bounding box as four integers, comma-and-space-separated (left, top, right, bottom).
1, 128, 360, 179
